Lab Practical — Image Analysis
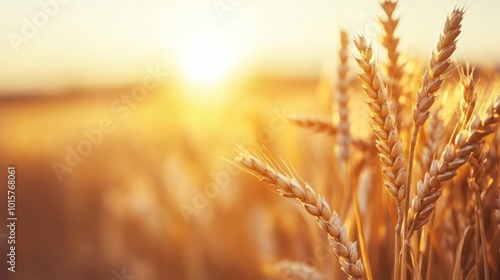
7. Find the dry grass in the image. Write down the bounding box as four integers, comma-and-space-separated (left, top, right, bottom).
233, 2, 500, 280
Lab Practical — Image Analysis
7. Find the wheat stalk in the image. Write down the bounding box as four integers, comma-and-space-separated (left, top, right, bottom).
496, 184, 500, 230
235, 150, 365, 280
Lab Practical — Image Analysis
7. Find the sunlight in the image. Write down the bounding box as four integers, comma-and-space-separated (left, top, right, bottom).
175, 32, 238, 88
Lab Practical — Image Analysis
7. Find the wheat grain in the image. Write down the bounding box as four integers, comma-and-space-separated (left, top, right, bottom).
235, 150, 365, 280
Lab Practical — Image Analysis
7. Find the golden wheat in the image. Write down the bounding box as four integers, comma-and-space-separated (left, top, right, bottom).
379, 0, 405, 120
408, 97, 500, 237
354, 35, 407, 206
412, 8, 464, 127
288, 115, 372, 150
337, 30, 351, 164
232, 3, 500, 280
236, 149, 365, 279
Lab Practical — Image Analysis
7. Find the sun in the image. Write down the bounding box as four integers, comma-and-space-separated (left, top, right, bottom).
175, 32, 238, 87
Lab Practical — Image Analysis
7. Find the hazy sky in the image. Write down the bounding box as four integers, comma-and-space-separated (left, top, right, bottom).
1, 0, 500, 90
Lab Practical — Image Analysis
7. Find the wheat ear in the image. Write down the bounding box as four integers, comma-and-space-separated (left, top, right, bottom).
459, 64, 476, 127
288, 115, 372, 150
420, 109, 444, 173
412, 8, 464, 127
289, 115, 338, 136
338, 33, 373, 279
461, 71, 490, 280
403, 9, 465, 276
354, 35, 407, 279
337, 30, 351, 164
468, 130, 490, 280
379, 0, 405, 120
235, 150, 365, 280
408, 97, 500, 239
354, 35, 407, 219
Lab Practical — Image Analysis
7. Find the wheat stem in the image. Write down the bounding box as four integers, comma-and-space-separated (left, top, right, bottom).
496, 181, 500, 231
349, 172, 374, 280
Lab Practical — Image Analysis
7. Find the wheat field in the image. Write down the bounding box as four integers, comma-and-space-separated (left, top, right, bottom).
1, 1, 500, 280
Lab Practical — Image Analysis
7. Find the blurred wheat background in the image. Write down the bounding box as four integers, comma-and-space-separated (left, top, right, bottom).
1, 1, 500, 280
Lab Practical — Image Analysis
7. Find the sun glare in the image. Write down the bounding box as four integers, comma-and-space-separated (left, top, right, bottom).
175, 33, 238, 87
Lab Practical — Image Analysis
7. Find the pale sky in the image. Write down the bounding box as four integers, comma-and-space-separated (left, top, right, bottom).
1, 0, 500, 91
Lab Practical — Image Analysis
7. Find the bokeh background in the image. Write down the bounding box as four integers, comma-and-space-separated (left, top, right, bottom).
1, 0, 500, 279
